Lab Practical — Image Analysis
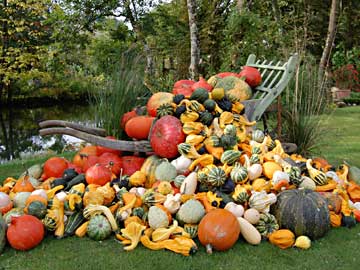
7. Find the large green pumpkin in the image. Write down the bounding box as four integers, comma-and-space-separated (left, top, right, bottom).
214, 76, 252, 102
271, 189, 330, 240
0, 213, 6, 254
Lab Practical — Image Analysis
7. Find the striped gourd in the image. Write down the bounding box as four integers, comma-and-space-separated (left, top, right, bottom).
140, 155, 163, 188
207, 135, 221, 147
182, 122, 204, 135
230, 162, 248, 184
207, 167, 227, 187
189, 100, 205, 112
156, 103, 174, 117
43, 214, 57, 231
255, 213, 279, 238
252, 130, 265, 143
64, 211, 86, 237
249, 154, 260, 164
306, 159, 328, 186
174, 175, 186, 188
224, 124, 237, 137
265, 136, 276, 151
232, 185, 250, 204
87, 215, 112, 241
221, 150, 241, 165
251, 146, 262, 155
180, 111, 199, 123
285, 166, 302, 186
197, 169, 208, 184
184, 223, 198, 239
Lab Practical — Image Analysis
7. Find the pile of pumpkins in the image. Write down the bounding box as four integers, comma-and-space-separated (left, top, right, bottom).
1, 67, 360, 256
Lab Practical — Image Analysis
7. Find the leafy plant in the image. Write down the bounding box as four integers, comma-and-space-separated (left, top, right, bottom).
330, 64, 360, 91
90, 50, 149, 138
282, 58, 331, 156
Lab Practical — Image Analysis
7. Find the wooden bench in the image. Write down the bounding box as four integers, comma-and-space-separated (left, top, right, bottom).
39, 54, 298, 153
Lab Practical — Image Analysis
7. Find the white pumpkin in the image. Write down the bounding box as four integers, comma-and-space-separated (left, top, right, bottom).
224, 202, 244, 217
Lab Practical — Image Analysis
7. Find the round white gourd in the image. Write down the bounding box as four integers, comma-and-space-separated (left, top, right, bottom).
224, 202, 244, 217
243, 208, 261, 224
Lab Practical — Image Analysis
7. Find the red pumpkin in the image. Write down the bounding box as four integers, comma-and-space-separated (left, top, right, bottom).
98, 152, 122, 176
79, 145, 98, 156
7, 215, 45, 251
216, 72, 240, 78
191, 77, 213, 92
149, 115, 185, 158
66, 163, 83, 174
198, 209, 240, 253
82, 155, 99, 173
146, 92, 174, 117
125, 116, 155, 140
238, 66, 262, 88
353, 209, 360, 223
96, 136, 122, 156
172, 79, 195, 97
119, 156, 146, 176
120, 109, 138, 129
41, 157, 68, 180
85, 164, 112, 186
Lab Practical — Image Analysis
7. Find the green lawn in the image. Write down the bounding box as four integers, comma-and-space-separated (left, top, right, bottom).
1, 106, 360, 270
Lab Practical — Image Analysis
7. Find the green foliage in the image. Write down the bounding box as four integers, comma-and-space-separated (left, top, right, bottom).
282, 57, 331, 156
90, 50, 149, 137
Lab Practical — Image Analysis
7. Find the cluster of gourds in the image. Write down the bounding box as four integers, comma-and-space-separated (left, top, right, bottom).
1, 68, 360, 256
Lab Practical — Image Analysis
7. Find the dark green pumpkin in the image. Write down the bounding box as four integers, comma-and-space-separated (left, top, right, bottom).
203, 99, 216, 112
0, 213, 6, 254
271, 189, 330, 240
27, 201, 47, 219
199, 111, 214, 126
190, 88, 209, 103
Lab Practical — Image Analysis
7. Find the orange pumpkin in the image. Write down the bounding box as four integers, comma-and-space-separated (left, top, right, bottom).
42, 157, 68, 180
79, 145, 98, 156
85, 164, 112, 186
198, 209, 240, 253
146, 92, 174, 117
125, 116, 155, 140
12, 174, 35, 193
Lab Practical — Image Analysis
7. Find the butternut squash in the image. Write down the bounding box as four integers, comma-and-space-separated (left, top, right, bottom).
237, 217, 261, 245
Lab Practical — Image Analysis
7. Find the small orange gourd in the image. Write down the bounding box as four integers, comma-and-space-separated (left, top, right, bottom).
262, 162, 282, 179
12, 174, 35, 193
269, 229, 295, 249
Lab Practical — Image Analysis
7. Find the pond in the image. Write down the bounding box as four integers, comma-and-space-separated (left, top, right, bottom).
0, 103, 95, 164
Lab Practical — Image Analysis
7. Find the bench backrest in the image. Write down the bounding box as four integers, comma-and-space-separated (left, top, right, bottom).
242, 53, 298, 121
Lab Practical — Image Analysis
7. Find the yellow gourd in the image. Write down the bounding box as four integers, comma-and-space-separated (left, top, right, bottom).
129, 171, 147, 187
293, 236, 311, 249
269, 229, 295, 249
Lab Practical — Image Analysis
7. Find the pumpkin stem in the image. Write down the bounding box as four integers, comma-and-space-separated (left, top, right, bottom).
205, 244, 213, 254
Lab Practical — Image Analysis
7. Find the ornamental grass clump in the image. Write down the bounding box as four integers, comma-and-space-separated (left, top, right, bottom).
282, 58, 331, 156
90, 50, 149, 138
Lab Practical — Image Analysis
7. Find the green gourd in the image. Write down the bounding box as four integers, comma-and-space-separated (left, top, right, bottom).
221, 150, 241, 165
27, 201, 47, 219
230, 163, 248, 184
64, 211, 86, 237
252, 130, 265, 143
87, 215, 112, 241
176, 199, 205, 224
190, 88, 209, 103
255, 213, 279, 238
207, 167, 227, 187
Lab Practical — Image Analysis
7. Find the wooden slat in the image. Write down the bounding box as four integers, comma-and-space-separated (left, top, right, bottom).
39, 120, 107, 137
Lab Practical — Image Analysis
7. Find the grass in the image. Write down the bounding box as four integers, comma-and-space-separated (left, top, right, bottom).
1, 106, 360, 270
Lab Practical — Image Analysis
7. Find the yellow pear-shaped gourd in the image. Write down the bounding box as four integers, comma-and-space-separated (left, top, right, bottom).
294, 235, 311, 250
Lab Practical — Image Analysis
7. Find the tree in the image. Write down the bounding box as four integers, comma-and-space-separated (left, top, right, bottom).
319, 0, 339, 79
0, 0, 52, 104
187, 0, 200, 79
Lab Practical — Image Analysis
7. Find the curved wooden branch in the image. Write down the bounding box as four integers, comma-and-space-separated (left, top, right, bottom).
39, 127, 153, 153
39, 120, 107, 137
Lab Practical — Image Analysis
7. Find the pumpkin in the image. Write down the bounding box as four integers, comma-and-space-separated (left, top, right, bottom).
87, 215, 112, 241
150, 115, 185, 158
237, 217, 261, 245
148, 205, 170, 229
272, 189, 330, 240
172, 80, 195, 97
176, 199, 205, 224
120, 109, 139, 129
238, 66, 262, 88
214, 76, 252, 102
81, 155, 99, 173
0, 192, 13, 214
119, 156, 146, 176
7, 215, 44, 251
41, 157, 68, 180
79, 145, 98, 157
25, 201, 47, 219
125, 116, 155, 140
269, 229, 295, 249
190, 88, 210, 103
191, 77, 213, 92
96, 136, 122, 156
147, 92, 174, 117
85, 164, 112, 186
198, 209, 240, 253
98, 152, 122, 176
0, 213, 5, 254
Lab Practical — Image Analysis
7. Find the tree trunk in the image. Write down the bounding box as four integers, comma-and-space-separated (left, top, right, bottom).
271, 0, 283, 33
237, 0, 246, 13
187, 0, 200, 80
0, 0, 8, 105
319, 0, 339, 81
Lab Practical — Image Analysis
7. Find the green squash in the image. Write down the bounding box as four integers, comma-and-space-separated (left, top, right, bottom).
87, 215, 112, 241
64, 211, 85, 237
203, 99, 216, 112
214, 76, 252, 102
199, 111, 214, 126
230, 163, 248, 184
271, 189, 330, 240
183, 223, 198, 239
207, 167, 227, 187
27, 201, 47, 219
0, 213, 6, 254
190, 88, 209, 103
221, 150, 241, 165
